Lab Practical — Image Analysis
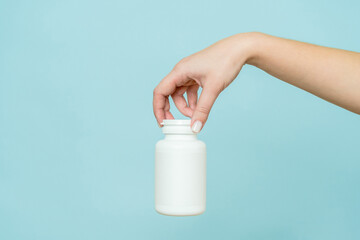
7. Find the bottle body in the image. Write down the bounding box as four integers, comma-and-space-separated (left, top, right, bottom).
155, 120, 206, 216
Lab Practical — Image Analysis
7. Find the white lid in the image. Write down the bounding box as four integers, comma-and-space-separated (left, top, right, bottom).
161, 119, 194, 134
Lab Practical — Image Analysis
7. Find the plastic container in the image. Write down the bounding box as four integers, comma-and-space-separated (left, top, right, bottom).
155, 119, 206, 216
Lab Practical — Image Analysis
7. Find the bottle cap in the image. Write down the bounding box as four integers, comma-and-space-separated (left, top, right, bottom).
161, 119, 194, 134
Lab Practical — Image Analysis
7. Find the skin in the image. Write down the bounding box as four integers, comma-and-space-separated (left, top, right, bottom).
153, 32, 360, 132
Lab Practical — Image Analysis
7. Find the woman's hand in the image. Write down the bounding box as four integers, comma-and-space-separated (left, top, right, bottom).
153, 32, 360, 133
153, 33, 257, 133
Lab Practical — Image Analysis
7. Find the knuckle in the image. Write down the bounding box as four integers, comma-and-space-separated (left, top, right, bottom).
153, 87, 159, 96
197, 105, 210, 115
178, 57, 189, 65
173, 63, 183, 72
173, 57, 189, 72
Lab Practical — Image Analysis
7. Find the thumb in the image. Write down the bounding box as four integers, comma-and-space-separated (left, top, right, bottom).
191, 86, 219, 133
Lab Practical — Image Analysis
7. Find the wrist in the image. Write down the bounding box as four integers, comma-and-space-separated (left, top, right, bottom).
232, 32, 267, 66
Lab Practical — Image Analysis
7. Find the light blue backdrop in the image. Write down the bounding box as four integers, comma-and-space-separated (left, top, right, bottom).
0, 0, 359, 239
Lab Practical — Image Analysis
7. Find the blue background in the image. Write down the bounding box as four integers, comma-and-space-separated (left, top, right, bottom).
1, 0, 359, 239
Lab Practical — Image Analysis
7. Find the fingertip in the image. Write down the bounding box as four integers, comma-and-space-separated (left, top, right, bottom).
191, 120, 203, 133
154, 111, 164, 127
156, 116, 163, 128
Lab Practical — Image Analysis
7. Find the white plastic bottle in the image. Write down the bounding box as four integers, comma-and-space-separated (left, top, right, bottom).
155, 119, 206, 216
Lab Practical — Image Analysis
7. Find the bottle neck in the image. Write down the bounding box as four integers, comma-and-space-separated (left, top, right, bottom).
164, 134, 198, 140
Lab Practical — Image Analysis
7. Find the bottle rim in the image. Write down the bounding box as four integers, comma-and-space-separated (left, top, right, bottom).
161, 119, 191, 126
161, 119, 195, 135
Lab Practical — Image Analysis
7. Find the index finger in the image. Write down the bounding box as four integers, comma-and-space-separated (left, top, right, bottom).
153, 70, 182, 126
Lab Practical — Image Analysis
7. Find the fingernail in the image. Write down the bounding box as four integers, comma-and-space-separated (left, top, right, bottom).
192, 120, 202, 133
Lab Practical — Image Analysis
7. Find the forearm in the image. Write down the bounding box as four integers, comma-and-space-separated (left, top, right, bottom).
244, 33, 360, 114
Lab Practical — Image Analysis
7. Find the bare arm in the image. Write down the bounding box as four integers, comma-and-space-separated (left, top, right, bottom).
153, 32, 360, 133
248, 33, 360, 114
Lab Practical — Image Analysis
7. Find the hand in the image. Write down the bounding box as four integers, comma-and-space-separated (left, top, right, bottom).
153, 32, 360, 131
153, 33, 257, 133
